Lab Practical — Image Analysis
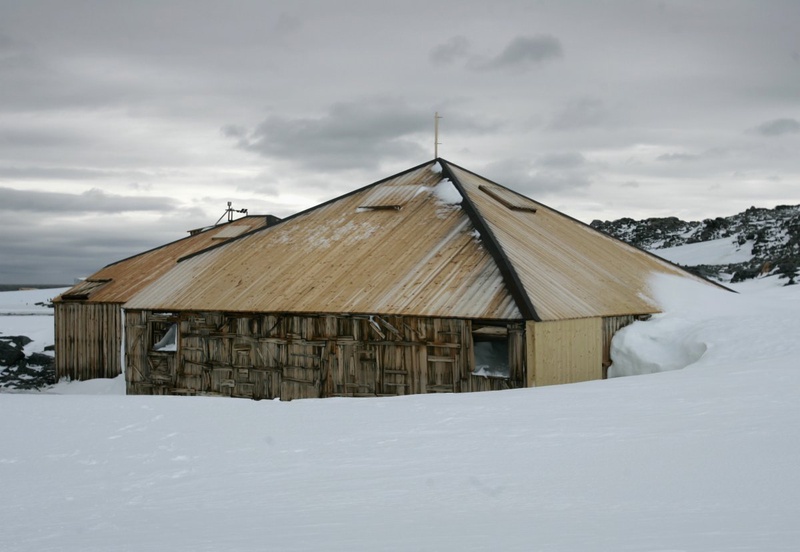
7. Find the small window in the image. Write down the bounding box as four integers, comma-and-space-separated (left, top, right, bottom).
472, 325, 510, 378
151, 318, 178, 352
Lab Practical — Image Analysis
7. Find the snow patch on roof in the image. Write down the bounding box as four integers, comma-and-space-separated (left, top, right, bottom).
434, 178, 462, 205
309, 219, 380, 248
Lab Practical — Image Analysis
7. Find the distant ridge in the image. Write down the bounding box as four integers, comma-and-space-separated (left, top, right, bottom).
591, 204, 800, 285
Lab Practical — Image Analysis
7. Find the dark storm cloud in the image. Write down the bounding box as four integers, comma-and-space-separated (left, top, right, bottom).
750, 118, 800, 136
474, 35, 563, 71
429, 36, 471, 65
0, 187, 176, 214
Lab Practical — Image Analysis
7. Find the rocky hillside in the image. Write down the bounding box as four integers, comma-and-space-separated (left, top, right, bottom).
591, 204, 800, 284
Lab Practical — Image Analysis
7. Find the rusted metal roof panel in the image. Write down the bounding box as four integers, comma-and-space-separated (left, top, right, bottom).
55, 216, 269, 304
126, 164, 521, 320
447, 163, 711, 321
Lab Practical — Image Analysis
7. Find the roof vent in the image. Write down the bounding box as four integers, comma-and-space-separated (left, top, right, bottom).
479, 185, 537, 213
357, 185, 421, 211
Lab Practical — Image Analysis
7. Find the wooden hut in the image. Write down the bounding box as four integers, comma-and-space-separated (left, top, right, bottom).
122, 159, 725, 399
54, 216, 277, 380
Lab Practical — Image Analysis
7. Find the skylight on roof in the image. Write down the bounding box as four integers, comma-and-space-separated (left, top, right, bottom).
357, 185, 421, 211
479, 185, 537, 213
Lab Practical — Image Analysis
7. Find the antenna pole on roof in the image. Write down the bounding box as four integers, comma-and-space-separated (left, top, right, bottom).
215, 202, 249, 225
434, 112, 442, 158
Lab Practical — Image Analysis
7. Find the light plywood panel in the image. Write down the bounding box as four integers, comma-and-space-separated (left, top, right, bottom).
526, 318, 602, 387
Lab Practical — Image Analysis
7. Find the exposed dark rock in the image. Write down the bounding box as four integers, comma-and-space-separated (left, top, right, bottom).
0, 336, 55, 390
591, 204, 800, 284
0, 336, 32, 367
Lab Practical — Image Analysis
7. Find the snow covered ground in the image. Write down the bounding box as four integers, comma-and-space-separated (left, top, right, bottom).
1, 275, 800, 551
649, 237, 754, 266
0, 287, 66, 357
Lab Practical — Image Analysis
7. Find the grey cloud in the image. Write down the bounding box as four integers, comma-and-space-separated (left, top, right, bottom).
621, 181, 640, 188
548, 98, 607, 131
430, 36, 471, 65
0, 166, 148, 181
0, 187, 176, 214
750, 118, 800, 136
274, 12, 301, 35
473, 35, 563, 71
657, 152, 701, 162
656, 147, 729, 163
536, 152, 586, 169
482, 158, 592, 196
228, 98, 427, 171
0, 220, 189, 284
226, 98, 497, 171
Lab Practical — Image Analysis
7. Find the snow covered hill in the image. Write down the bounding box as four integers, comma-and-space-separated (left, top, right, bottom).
2, 249, 800, 549
592, 204, 800, 284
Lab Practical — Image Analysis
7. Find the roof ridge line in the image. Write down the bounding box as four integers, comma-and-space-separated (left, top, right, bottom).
439, 159, 541, 321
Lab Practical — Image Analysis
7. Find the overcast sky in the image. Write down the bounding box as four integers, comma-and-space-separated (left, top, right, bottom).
1, 0, 799, 284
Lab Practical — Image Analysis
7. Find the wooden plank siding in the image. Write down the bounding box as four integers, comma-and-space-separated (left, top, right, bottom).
125, 311, 525, 399
55, 302, 122, 380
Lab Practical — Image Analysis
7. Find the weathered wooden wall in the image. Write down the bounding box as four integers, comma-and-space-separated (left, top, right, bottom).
55, 302, 122, 380
602, 315, 639, 378
125, 311, 525, 399
526, 317, 603, 387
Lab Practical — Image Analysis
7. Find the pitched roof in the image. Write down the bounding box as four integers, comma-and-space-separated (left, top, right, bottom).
124, 159, 718, 320
55, 216, 270, 304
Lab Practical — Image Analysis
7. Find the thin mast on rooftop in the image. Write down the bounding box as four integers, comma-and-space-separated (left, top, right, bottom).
434, 112, 442, 158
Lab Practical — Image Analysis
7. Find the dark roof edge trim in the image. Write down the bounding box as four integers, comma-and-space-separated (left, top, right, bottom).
441, 158, 735, 294
178, 159, 438, 264
439, 158, 541, 321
